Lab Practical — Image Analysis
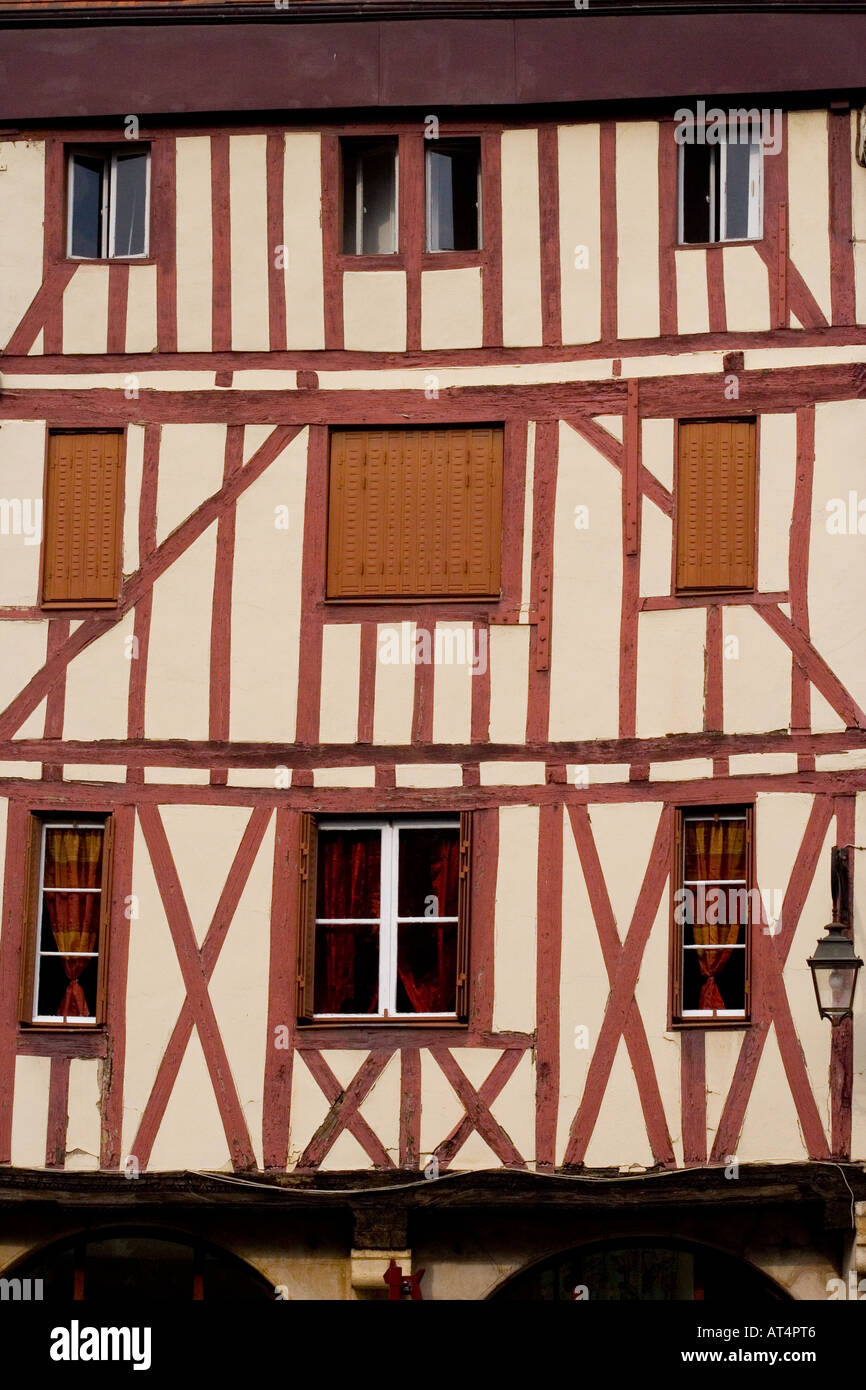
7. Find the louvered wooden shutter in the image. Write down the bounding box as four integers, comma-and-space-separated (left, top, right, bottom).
296, 812, 318, 1022
456, 811, 472, 1021
43, 432, 123, 605
675, 420, 756, 591
326, 427, 503, 598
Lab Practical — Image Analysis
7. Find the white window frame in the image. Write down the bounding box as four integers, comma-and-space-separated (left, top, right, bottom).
679, 811, 748, 1020
67, 148, 151, 260
425, 141, 483, 253
677, 136, 762, 245
314, 816, 460, 1019
350, 141, 398, 256
31, 819, 105, 1026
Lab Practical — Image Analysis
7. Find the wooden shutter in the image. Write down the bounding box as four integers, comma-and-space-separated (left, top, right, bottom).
456, 812, 472, 1021
43, 432, 123, 605
326, 427, 502, 598
18, 815, 44, 1025
296, 813, 318, 1022
675, 419, 756, 591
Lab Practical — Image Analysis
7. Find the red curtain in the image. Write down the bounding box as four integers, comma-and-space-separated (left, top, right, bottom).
397, 836, 459, 1013
317, 834, 380, 1013
686, 819, 745, 1010
43, 829, 102, 1017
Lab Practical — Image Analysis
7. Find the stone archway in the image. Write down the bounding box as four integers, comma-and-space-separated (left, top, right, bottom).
5, 1226, 274, 1301
489, 1237, 793, 1301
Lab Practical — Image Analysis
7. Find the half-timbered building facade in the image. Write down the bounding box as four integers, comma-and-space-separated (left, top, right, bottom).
0, 0, 865, 1300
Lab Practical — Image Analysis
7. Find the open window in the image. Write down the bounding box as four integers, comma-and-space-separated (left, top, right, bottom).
426, 138, 481, 252
19, 814, 113, 1027
297, 814, 471, 1022
341, 137, 399, 255
67, 147, 150, 259
678, 134, 762, 244
672, 806, 752, 1026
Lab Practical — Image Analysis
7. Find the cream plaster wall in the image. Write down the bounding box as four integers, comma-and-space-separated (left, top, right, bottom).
175, 135, 214, 352
674, 250, 709, 336
0, 140, 44, 348
0, 421, 45, 606
282, 133, 326, 348
787, 110, 832, 324
616, 122, 660, 340
62, 266, 109, 355
319, 622, 360, 743
230, 134, 270, 351
421, 268, 483, 350
492, 806, 537, 1034
722, 246, 771, 332
342, 271, 406, 352
636, 608, 705, 738
500, 129, 543, 346
558, 123, 601, 345
125, 264, 158, 353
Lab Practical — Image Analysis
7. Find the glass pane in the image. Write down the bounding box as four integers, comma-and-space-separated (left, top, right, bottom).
397, 827, 459, 917
43, 827, 104, 889
70, 156, 104, 258
112, 150, 148, 256
428, 141, 480, 251
314, 923, 379, 1014
40, 890, 101, 952
723, 139, 754, 240
83, 1237, 193, 1300
680, 143, 714, 243
360, 145, 396, 254
36, 951, 99, 1020
316, 829, 380, 918
682, 942, 746, 1013
683, 817, 747, 881
396, 921, 457, 1013
681, 882, 749, 944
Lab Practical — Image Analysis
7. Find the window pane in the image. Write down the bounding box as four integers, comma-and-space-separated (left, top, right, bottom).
397, 827, 459, 917
112, 150, 148, 256
683, 818, 747, 880
682, 940, 746, 1013
680, 143, 714, 244
428, 141, 480, 251
43, 827, 104, 889
396, 921, 457, 1013
723, 139, 754, 241
681, 885, 749, 944
314, 923, 379, 1014
36, 951, 99, 1020
316, 830, 380, 918
341, 139, 397, 254
70, 155, 104, 258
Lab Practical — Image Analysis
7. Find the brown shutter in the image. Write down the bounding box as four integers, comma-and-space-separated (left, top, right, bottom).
43, 432, 123, 605
456, 811, 472, 1021
296, 812, 318, 1022
675, 419, 755, 591
326, 427, 503, 598
94, 814, 114, 1026
18, 815, 43, 1025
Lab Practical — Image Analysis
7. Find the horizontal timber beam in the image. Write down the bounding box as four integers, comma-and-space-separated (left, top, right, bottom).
2, 728, 865, 768
0, 363, 862, 425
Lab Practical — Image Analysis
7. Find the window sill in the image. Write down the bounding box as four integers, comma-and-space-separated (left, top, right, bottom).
40, 600, 120, 612
62, 257, 155, 267
421, 251, 483, 270
17, 1027, 108, 1058
675, 239, 763, 251
669, 1019, 751, 1032
296, 1020, 468, 1046
322, 593, 501, 605
337, 253, 405, 271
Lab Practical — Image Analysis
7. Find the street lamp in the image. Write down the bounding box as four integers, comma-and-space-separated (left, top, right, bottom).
807, 922, 862, 1025
807, 846, 862, 1026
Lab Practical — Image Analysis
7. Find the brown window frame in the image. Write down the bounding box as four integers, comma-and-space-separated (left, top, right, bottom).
64, 142, 153, 265
325, 425, 504, 603
18, 811, 114, 1031
40, 428, 125, 611
669, 804, 753, 1030
673, 416, 757, 596
296, 811, 471, 1026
